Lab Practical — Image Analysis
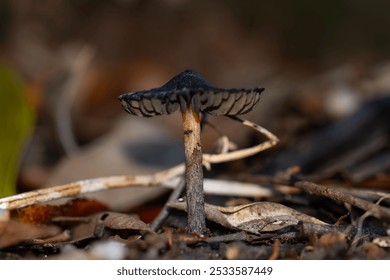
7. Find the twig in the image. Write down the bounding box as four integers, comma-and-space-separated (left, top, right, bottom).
206, 231, 250, 243
203, 120, 235, 155
0, 164, 185, 210
151, 178, 186, 232
350, 195, 390, 251
333, 188, 390, 203
202, 116, 279, 168
0, 171, 272, 211
350, 211, 372, 249
0, 174, 272, 211
294, 180, 390, 221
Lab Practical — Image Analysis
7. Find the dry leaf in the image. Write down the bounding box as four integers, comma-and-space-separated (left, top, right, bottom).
67, 211, 151, 244
15, 199, 108, 224
0, 219, 61, 248
98, 212, 151, 231
16, 204, 60, 224
61, 199, 109, 217
70, 218, 105, 244
168, 201, 327, 234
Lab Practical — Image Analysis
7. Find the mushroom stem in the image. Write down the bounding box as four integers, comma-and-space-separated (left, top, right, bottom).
181, 106, 206, 234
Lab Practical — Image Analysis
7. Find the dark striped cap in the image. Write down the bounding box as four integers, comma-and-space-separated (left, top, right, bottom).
118, 70, 264, 117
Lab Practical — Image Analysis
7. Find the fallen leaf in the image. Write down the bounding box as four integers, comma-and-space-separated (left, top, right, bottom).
98, 212, 151, 231
168, 201, 327, 234
62, 199, 109, 217
15, 199, 108, 224
16, 204, 60, 224
66, 211, 151, 245
69, 213, 106, 244
0, 219, 61, 248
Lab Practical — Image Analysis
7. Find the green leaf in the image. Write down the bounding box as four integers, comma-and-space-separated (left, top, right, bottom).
0, 65, 35, 198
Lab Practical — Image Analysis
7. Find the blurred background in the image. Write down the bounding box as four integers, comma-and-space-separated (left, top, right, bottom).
1, 0, 389, 205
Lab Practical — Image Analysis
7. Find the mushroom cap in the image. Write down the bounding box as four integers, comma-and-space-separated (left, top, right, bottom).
118, 70, 264, 117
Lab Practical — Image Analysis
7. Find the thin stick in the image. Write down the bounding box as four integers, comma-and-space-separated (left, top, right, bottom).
294, 180, 390, 221
350, 195, 390, 251
202, 116, 279, 166
150, 178, 186, 232
0, 172, 273, 211
0, 164, 185, 210
182, 107, 206, 234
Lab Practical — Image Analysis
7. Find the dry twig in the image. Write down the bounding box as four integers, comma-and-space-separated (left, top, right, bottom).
294, 181, 390, 221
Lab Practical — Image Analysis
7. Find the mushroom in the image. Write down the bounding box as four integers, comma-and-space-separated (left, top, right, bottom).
118, 70, 264, 234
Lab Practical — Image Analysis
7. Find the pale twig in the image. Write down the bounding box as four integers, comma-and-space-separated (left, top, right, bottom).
0, 173, 272, 211
202, 116, 279, 169
203, 120, 235, 155
0, 164, 185, 210
204, 179, 274, 197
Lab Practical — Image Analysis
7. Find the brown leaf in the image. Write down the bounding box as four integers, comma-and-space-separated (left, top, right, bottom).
14, 199, 108, 224
98, 212, 151, 231
68, 212, 151, 244
61, 199, 109, 217
0, 219, 61, 248
16, 204, 60, 224
168, 201, 327, 234
71, 221, 105, 244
